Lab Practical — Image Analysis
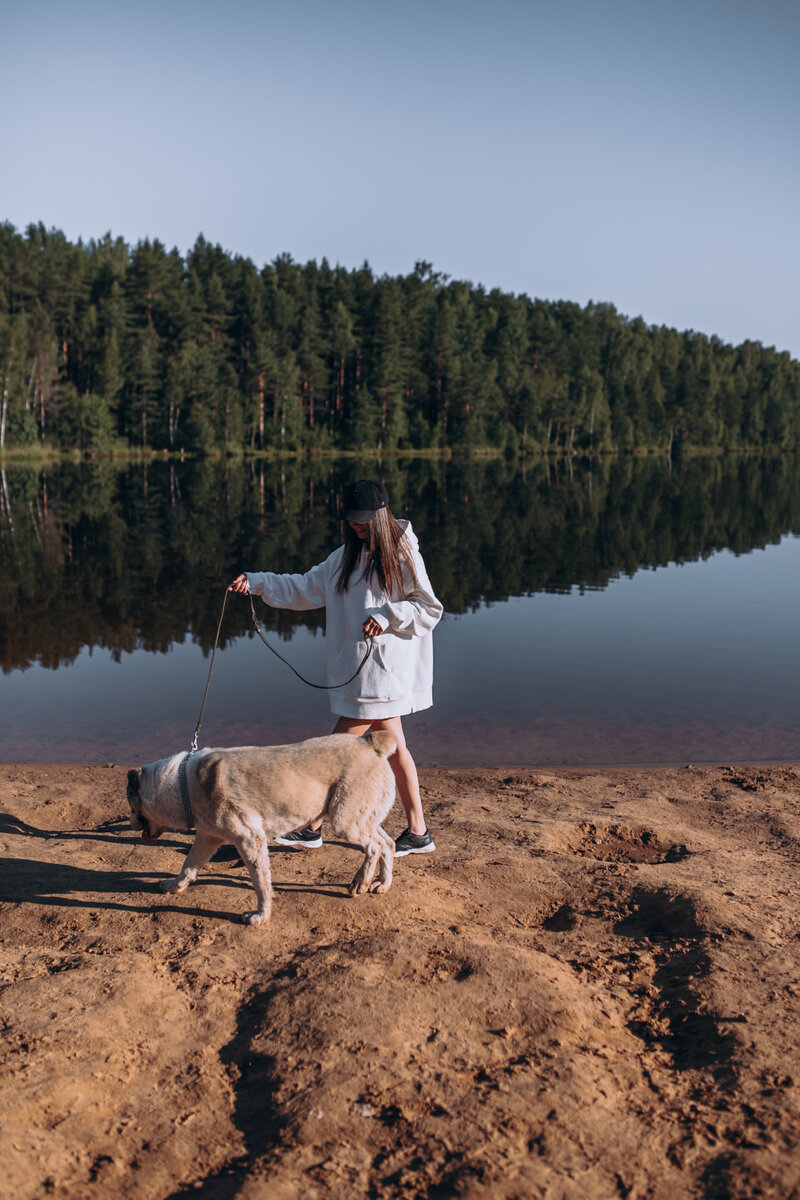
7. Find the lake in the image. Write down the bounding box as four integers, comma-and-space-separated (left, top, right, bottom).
1, 454, 798, 766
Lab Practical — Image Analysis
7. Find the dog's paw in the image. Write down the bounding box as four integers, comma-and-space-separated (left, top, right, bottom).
242, 910, 269, 926
159, 877, 185, 894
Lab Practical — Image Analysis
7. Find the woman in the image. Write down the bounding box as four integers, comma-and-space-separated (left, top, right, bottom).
229, 479, 443, 855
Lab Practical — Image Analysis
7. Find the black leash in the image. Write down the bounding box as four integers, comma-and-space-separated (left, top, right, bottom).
189, 589, 232, 753
247, 592, 373, 690
188, 589, 374, 754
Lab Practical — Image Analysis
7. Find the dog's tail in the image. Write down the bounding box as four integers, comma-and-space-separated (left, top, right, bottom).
368, 730, 397, 759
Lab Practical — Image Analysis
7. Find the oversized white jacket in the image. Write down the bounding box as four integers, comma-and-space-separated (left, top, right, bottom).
245, 521, 443, 719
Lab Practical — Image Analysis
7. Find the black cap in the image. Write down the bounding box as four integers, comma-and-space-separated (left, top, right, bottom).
341, 479, 390, 523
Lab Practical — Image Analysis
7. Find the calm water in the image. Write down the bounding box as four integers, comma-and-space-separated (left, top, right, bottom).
1, 456, 798, 765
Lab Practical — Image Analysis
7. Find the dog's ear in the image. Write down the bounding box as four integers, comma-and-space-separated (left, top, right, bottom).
127, 769, 141, 801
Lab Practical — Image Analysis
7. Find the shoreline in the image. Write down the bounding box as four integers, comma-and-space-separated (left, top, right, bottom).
3, 756, 799, 771
3, 445, 798, 467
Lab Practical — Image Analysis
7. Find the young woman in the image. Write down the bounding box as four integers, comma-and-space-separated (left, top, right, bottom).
228, 479, 443, 856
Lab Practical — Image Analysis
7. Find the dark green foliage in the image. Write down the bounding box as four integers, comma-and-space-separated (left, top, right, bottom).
0, 221, 798, 455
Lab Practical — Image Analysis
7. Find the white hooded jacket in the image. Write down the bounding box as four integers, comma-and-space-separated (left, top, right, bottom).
245, 521, 443, 719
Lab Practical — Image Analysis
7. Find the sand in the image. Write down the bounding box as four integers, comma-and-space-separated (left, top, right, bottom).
1, 758, 799, 1199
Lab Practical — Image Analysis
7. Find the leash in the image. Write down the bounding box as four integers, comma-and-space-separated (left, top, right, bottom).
189, 589, 232, 753
187, 588, 375, 755
247, 593, 374, 690
179, 591, 233, 828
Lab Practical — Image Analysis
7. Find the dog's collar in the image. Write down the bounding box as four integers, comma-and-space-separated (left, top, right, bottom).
178, 752, 194, 831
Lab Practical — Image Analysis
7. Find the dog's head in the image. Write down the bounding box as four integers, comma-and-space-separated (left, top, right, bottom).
127, 767, 167, 844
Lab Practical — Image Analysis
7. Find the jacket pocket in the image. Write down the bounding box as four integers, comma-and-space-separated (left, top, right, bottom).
329, 639, 397, 700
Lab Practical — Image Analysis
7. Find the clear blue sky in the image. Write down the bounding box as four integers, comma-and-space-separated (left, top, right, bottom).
2, 0, 798, 356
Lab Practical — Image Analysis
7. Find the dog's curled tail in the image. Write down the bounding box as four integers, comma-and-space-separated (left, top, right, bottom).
368, 730, 397, 759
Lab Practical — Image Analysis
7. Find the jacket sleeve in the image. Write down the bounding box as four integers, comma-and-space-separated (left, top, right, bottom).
245, 560, 328, 611
368, 553, 443, 639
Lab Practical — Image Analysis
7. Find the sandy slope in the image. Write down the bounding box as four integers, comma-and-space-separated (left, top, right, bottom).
1, 759, 799, 1199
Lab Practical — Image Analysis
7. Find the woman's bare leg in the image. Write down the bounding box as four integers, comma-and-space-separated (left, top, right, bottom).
332, 716, 373, 736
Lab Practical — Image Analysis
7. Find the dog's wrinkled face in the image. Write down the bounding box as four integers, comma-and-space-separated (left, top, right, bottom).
127, 768, 166, 844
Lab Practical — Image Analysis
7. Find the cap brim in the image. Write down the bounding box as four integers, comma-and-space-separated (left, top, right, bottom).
342, 506, 384, 523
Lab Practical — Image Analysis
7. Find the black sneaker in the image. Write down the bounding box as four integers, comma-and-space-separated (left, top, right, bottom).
275, 828, 323, 848
394, 828, 435, 857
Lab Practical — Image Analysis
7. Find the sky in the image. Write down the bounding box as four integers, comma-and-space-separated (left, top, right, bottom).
2, 0, 798, 356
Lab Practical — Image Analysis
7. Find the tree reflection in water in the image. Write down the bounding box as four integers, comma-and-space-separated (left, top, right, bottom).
2, 454, 799, 675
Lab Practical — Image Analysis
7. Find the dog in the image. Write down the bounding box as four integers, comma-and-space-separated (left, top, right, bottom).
127, 731, 397, 926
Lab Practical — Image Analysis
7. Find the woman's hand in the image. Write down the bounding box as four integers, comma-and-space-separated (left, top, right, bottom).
228, 574, 249, 594
362, 617, 382, 638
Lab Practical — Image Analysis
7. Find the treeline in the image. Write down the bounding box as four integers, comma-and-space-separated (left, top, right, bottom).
1, 222, 798, 456
3, 455, 799, 673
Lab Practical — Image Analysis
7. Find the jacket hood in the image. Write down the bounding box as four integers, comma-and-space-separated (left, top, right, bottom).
397, 518, 419, 552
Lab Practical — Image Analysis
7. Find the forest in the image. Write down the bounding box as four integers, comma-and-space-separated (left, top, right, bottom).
1, 222, 798, 456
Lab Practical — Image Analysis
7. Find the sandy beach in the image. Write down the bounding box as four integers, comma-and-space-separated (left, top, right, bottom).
1, 758, 799, 1199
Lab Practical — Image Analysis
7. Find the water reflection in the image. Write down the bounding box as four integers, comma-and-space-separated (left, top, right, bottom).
1, 456, 799, 764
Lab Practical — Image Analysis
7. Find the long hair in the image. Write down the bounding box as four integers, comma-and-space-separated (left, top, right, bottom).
336, 506, 418, 596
